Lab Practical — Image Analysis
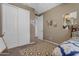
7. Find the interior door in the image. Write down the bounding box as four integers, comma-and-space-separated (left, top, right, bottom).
35, 15, 43, 40
18, 8, 30, 46
2, 4, 18, 49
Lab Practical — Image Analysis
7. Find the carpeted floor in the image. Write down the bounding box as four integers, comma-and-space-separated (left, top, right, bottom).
2, 40, 56, 56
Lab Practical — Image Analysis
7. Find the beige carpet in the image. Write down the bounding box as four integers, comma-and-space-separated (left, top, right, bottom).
19, 40, 56, 56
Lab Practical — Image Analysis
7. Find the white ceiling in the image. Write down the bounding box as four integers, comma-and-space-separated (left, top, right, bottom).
23, 3, 61, 14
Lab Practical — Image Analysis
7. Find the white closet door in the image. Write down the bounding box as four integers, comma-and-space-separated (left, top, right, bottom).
2, 4, 18, 49
38, 15, 43, 40
18, 8, 30, 46
35, 15, 43, 40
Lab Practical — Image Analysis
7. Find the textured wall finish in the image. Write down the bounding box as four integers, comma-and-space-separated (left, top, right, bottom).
43, 3, 79, 43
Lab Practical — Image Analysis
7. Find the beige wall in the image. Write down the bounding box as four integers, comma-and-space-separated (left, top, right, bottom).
0, 4, 2, 36
43, 3, 79, 43
0, 3, 36, 42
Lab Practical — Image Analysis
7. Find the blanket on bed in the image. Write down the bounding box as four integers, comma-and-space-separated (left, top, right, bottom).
52, 37, 79, 56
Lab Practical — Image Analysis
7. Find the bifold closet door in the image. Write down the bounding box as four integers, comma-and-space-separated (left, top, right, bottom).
2, 4, 18, 49
2, 4, 30, 49
18, 8, 30, 46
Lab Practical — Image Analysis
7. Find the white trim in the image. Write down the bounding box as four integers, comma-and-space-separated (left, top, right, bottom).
43, 40, 60, 46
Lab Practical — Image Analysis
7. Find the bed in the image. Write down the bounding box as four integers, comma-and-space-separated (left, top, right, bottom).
52, 37, 79, 56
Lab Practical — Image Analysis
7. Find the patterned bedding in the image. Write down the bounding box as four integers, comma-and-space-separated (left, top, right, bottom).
52, 37, 79, 56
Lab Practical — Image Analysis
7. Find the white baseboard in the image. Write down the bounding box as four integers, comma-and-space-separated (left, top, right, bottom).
28, 42, 36, 45
43, 40, 60, 46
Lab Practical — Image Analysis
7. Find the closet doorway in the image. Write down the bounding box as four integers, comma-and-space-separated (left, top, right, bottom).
35, 15, 43, 40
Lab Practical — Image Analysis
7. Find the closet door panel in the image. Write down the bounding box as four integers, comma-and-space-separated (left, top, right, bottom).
18, 8, 30, 46
2, 4, 18, 49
